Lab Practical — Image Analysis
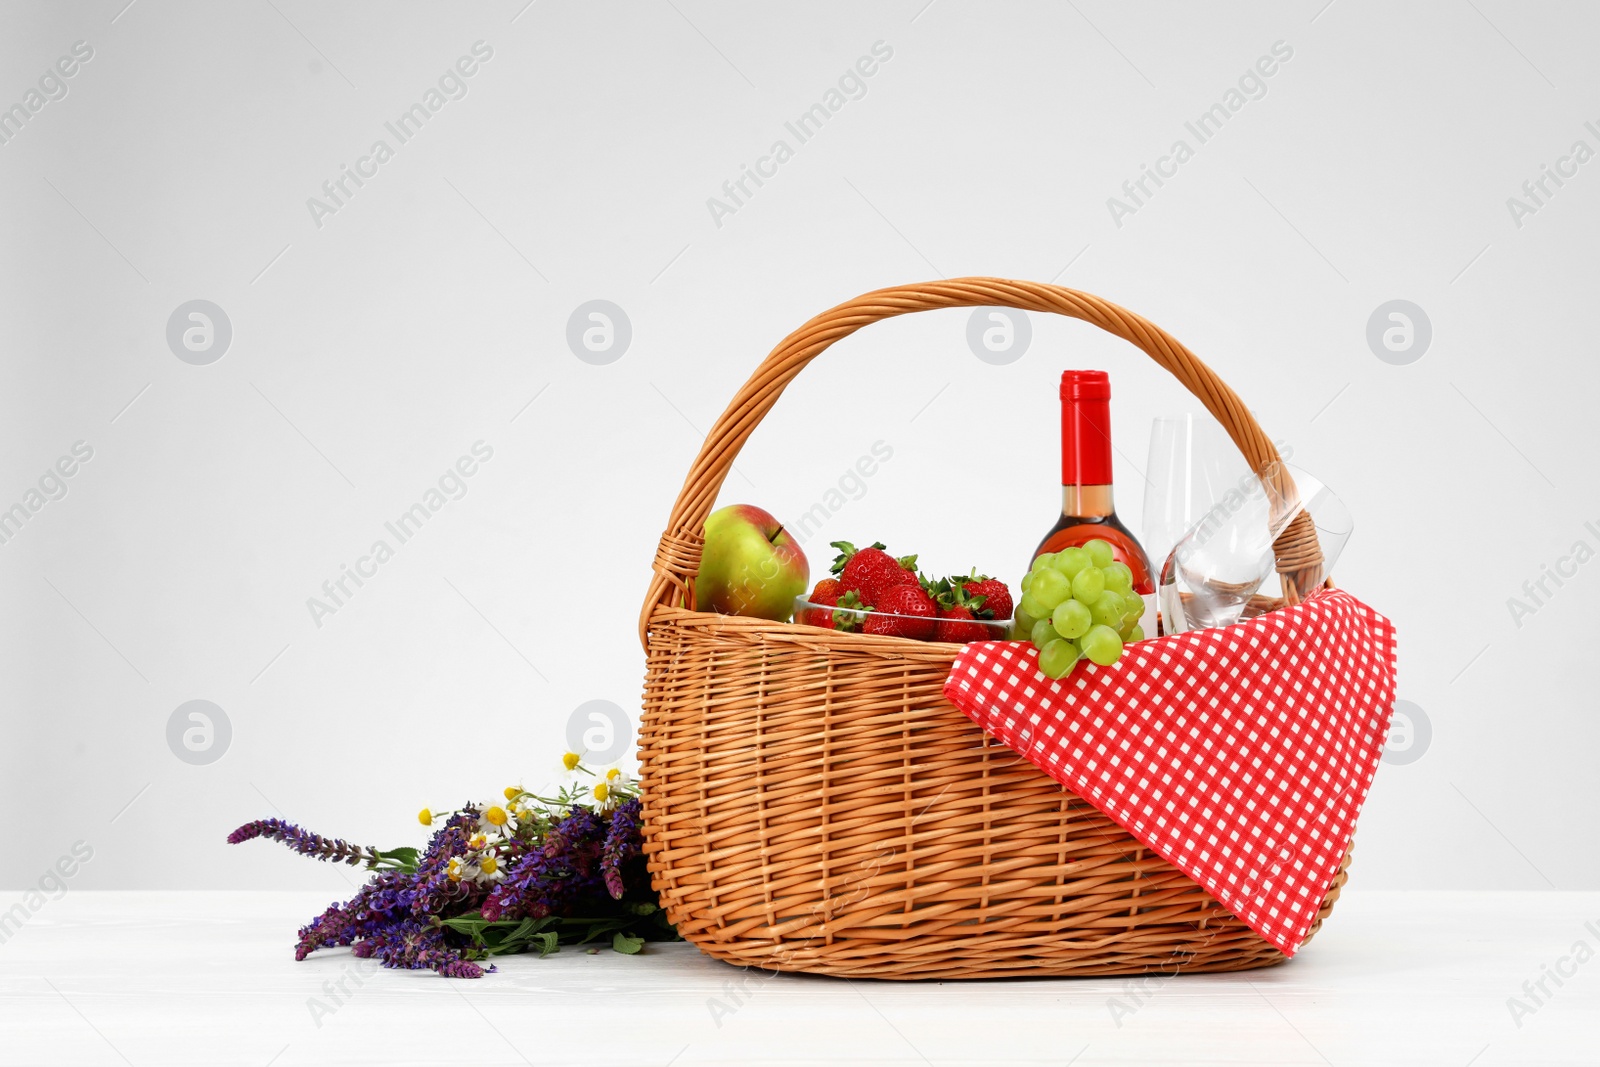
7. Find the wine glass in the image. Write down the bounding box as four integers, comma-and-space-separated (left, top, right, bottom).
1158, 463, 1353, 634
1142, 414, 1249, 571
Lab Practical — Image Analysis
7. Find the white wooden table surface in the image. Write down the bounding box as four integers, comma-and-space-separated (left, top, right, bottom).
0, 890, 1594, 1066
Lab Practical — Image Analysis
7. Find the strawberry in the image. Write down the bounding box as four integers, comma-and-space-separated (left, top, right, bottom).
830, 589, 867, 632
798, 582, 836, 628
830, 541, 919, 607
925, 571, 1012, 622
862, 584, 937, 640
961, 576, 1013, 621
922, 572, 1009, 641
932, 604, 991, 643
811, 578, 842, 603
800, 580, 857, 629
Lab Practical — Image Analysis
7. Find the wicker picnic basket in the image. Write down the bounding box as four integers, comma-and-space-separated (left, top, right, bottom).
635, 278, 1346, 980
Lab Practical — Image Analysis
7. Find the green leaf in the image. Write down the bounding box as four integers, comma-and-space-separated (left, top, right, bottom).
376, 846, 420, 872
532, 931, 560, 957
611, 932, 645, 955
568, 917, 628, 945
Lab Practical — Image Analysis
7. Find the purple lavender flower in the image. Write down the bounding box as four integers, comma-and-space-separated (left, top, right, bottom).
354, 918, 492, 977
600, 798, 643, 900
420, 808, 481, 865
293, 870, 417, 960
410, 809, 487, 918
542, 807, 604, 865
228, 818, 385, 866
231, 784, 668, 978
438, 957, 490, 979
481, 808, 607, 921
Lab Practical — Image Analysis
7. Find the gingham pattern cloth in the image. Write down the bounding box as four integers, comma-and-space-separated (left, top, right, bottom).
942, 589, 1397, 955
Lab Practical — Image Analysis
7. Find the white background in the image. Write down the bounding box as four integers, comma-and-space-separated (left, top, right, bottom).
1, 0, 1595, 897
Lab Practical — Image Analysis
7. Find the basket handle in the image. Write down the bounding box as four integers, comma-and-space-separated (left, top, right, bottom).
639, 277, 1324, 647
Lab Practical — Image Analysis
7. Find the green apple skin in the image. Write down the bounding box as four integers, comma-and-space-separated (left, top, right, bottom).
695, 504, 810, 621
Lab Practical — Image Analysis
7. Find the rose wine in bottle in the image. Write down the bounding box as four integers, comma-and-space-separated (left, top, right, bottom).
1033, 370, 1156, 627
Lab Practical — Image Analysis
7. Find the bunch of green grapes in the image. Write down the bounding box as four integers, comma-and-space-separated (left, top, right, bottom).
1013, 539, 1145, 679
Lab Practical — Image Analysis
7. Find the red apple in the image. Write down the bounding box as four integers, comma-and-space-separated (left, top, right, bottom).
695, 504, 809, 621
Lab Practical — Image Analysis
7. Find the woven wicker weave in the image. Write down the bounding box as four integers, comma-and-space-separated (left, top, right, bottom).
636, 279, 1348, 979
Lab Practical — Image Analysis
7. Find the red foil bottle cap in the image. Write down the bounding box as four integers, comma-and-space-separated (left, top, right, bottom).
1060, 369, 1111, 400
1060, 370, 1113, 486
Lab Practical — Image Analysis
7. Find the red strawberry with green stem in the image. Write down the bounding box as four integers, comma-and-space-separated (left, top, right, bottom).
862, 584, 937, 640
830, 541, 919, 607
922, 573, 1009, 642
932, 604, 991, 644
829, 590, 867, 632
799, 578, 842, 627
960, 573, 1013, 621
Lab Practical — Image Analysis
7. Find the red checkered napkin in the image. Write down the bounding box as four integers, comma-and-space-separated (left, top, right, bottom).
942, 589, 1397, 955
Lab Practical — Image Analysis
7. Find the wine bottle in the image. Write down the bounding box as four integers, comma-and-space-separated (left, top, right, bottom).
1033, 370, 1156, 629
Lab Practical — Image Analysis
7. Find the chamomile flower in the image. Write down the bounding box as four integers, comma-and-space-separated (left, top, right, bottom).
446, 851, 504, 886
478, 805, 518, 835
596, 767, 632, 799
562, 752, 581, 772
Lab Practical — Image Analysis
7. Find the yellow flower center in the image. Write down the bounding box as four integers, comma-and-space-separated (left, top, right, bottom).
417, 808, 433, 826
479, 856, 498, 875
562, 752, 581, 771
593, 782, 609, 802
484, 806, 509, 826
470, 834, 488, 850
447, 859, 462, 882
503, 786, 521, 801
605, 768, 621, 781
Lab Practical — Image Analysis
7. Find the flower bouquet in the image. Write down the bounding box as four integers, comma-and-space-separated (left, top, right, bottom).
229, 757, 677, 977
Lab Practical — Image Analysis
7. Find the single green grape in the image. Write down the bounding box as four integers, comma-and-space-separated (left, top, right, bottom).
1038, 638, 1081, 680
1052, 547, 1090, 578
1126, 624, 1145, 644
1102, 562, 1133, 594
1031, 567, 1071, 608
1019, 592, 1051, 620
1013, 608, 1039, 634
1083, 539, 1117, 569
1084, 539, 1115, 568
1020, 571, 1035, 594
1121, 592, 1146, 620
1030, 619, 1058, 648
1080, 624, 1124, 666
1051, 598, 1092, 639
1090, 592, 1124, 627
1070, 566, 1104, 602
1032, 552, 1057, 573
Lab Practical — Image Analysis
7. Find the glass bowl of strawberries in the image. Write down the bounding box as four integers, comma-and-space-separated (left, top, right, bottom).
792, 541, 1014, 644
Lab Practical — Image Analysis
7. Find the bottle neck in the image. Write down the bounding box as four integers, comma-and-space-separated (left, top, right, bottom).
1062, 484, 1114, 518
1061, 390, 1114, 487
